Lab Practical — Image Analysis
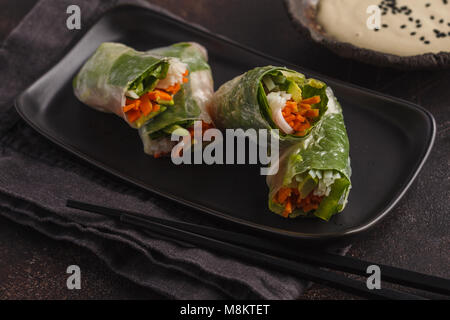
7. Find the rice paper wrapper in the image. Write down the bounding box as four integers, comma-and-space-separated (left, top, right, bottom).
208, 66, 329, 144
73, 42, 169, 126
267, 90, 352, 221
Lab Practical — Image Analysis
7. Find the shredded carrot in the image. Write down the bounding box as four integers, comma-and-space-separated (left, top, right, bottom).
282, 200, 293, 217
277, 187, 292, 203
182, 77, 188, 83
285, 101, 298, 112
140, 94, 153, 116
293, 122, 308, 132
153, 104, 161, 112
148, 89, 172, 101
126, 109, 141, 123
280, 96, 321, 135
274, 187, 323, 218
301, 96, 321, 105
306, 109, 319, 118
165, 83, 181, 95
284, 115, 296, 122
296, 114, 305, 122
299, 103, 311, 110
147, 91, 158, 101
183, 70, 189, 77
123, 103, 137, 112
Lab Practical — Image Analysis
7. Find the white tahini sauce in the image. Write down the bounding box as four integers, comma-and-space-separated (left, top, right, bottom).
317, 0, 450, 56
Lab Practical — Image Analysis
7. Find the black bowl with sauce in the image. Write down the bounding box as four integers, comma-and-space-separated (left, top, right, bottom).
285, 0, 450, 69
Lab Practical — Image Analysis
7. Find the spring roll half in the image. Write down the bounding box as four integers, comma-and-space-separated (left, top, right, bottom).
208, 66, 329, 142
73, 42, 213, 156
267, 88, 351, 221
138, 42, 214, 157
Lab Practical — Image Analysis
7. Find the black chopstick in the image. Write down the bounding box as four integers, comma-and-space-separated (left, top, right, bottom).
66, 200, 430, 300
67, 199, 450, 296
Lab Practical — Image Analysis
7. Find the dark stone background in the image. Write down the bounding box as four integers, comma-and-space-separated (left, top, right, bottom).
0, 0, 448, 299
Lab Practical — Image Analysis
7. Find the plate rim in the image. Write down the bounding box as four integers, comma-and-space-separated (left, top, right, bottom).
14, 4, 437, 241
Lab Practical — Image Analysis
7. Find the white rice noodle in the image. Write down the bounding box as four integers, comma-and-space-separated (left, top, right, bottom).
267, 91, 293, 134
309, 169, 341, 197
156, 58, 188, 89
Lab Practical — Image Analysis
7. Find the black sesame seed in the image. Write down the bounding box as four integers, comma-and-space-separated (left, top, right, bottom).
425, 3, 431, 8
420, 36, 425, 41
424, 41, 430, 44
430, 15, 435, 20
439, 19, 444, 23
382, 24, 388, 28
400, 24, 407, 29
409, 17, 414, 22
410, 32, 416, 36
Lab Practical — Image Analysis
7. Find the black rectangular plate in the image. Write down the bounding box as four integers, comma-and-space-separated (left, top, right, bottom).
15, 5, 435, 240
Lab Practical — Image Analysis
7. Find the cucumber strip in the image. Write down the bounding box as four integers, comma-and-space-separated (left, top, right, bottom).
263, 76, 276, 91
163, 124, 190, 136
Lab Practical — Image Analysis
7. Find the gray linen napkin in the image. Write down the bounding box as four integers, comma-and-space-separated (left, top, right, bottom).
0, 0, 311, 299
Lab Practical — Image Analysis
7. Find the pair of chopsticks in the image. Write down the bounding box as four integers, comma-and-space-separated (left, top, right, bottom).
66, 199, 450, 300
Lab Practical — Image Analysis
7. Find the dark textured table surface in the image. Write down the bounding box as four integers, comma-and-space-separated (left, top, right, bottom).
0, 0, 448, 300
